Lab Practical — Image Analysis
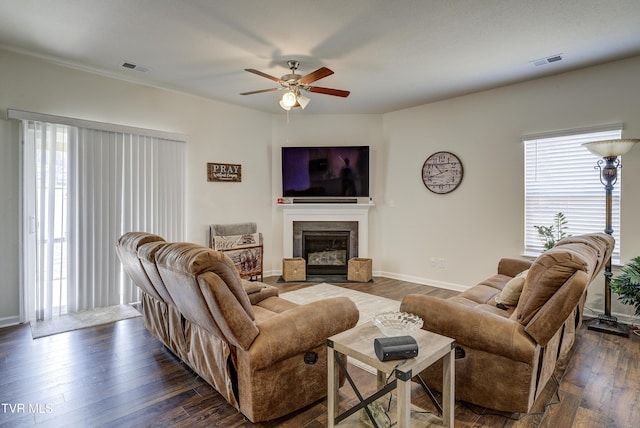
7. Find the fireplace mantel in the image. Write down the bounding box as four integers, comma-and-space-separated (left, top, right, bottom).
279, 203, 373, 258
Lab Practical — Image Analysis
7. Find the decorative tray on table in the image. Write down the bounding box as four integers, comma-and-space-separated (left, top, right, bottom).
372, 311, 423, 337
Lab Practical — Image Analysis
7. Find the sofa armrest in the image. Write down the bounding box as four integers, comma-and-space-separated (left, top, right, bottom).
241, 279, 279, 305
401, 294, 536, 363
249, 297, 359, 370
497, 258, 533, 278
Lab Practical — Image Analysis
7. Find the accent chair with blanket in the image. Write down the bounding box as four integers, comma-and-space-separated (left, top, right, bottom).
400, 233, 614, 414
116, 232, 359, 422
209, 222, 264, 282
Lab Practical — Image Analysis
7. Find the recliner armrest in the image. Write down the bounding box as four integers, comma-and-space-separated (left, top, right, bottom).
497, 258, 533, 277
401, 294, 536, 364
249, 297, 359, 370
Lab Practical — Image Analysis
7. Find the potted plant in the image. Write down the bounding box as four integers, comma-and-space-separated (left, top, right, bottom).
534, 212, 568, 250
610, 256, 640, 319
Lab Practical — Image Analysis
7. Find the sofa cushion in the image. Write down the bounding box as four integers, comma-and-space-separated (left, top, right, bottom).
516, 233, 614, 346
138, 240, 174, 304
115, 232, 166, 301
555, 233, 613, 283
155, 243, 259, 349
242, 279, 264, 295
517, 233, 614, 326
156, 243, 255, 320
198, 272, 260, 349
495, 269, 528, 306
458, 284, 500, 305
457, 274, 510, 304
517, 246, 592, 326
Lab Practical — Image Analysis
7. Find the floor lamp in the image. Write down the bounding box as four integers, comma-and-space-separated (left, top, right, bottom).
582, 139, 639, 337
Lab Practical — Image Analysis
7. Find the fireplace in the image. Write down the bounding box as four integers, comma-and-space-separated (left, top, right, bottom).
293, 221, 358, 275
280, 203, 372, 276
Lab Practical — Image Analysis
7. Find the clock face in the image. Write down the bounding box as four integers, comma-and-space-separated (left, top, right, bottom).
421, 151, 464, 194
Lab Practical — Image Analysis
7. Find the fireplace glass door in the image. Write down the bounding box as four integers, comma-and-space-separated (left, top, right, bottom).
303, 231, 350, 275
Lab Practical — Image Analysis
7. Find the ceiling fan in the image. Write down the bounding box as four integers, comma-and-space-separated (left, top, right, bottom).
240, 60, 350, 110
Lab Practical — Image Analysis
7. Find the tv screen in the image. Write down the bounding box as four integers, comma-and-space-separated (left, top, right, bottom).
282, 146, 370, 198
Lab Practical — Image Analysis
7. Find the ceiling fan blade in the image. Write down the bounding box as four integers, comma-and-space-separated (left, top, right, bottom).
307, 86, 350, 97
240, 88, 281, 95
298, 67, 334, 84
244, 69, 283, 83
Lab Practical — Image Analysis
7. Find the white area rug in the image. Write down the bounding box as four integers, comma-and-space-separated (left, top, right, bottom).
282, 283, 401, 327
282, 283, 401, 373
30, 304, 142, 339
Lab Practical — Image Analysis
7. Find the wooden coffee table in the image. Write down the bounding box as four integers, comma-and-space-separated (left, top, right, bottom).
327, 321, 455, 427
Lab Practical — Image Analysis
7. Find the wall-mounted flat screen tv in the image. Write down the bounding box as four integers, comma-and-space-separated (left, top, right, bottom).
282, 146, 370, 198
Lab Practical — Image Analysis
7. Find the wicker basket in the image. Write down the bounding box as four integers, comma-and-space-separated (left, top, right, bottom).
282, 257, 306, 282
348, 258, 372, 282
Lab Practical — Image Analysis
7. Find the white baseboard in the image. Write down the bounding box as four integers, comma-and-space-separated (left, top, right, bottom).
267, 269, 280, 277
0, 315, 22, 329
266, 268, 468, 292
376, 271, 468, 292
583, 307, 640, 326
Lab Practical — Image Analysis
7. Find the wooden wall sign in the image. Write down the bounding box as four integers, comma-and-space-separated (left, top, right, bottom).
207, 162, 242, 182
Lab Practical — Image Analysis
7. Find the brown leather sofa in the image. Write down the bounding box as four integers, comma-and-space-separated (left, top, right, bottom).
400, 233, 614, 414
116, 232, 359, 422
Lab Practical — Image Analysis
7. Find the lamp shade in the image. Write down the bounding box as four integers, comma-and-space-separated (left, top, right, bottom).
297, 94, 311, 109
582, 139, 639, 157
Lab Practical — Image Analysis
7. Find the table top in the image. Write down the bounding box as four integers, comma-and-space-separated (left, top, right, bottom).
328, 321, 455, 376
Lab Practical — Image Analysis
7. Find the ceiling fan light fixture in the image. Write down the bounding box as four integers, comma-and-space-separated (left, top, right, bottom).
279, 100, 292, 111
297, 94, 311, 109
241, 61, 348, 112
281, 91, 297, 107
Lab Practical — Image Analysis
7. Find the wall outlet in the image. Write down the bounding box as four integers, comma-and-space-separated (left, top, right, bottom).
431, 257, 437, 267
438, 258, 446, 269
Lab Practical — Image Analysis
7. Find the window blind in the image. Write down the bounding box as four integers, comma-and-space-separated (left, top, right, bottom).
524, 127, 622, 262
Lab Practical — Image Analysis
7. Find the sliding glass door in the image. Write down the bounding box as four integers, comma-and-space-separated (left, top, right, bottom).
23, 122, 70, 320
19, 113, 185, 323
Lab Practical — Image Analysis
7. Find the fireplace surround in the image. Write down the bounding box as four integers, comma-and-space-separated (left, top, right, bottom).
280, 203, 372, 275
293, 221, 358, 275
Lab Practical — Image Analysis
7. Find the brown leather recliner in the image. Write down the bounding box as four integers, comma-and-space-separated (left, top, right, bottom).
117, 232, 359, 422
115, 232, 187, 357
400, 233, 614, 414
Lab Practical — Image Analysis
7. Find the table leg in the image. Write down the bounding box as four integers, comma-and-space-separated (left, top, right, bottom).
442, 348, 455, 427
397, 375, 411, 428
327, 348, 339, 427
376, 369, 386, 390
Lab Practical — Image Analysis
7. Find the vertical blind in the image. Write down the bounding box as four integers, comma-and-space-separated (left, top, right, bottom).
67, 128, 186, 313
523, 126, 622, 262
15, 111, 185, 321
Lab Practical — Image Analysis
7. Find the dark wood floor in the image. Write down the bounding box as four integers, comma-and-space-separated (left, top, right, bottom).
1, 276, 638, 427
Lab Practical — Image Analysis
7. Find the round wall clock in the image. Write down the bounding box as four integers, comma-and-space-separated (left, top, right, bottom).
421, 151, 464, 194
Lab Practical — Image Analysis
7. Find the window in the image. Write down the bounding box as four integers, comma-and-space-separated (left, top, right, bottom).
524, 125, 622, 262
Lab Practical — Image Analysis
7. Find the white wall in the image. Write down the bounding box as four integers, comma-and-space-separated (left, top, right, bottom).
0, 49, 273, 325
381, 56, 640, 322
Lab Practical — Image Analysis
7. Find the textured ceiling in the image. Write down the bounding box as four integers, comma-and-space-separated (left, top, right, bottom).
1, 0, 640, 114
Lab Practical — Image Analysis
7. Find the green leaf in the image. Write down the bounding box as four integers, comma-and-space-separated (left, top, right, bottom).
533, 212, 569, 251
610, 256, 640, 316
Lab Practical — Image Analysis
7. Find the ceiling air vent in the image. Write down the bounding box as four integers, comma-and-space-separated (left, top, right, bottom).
531, 54, 564, 67
121, 61, 150, 72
